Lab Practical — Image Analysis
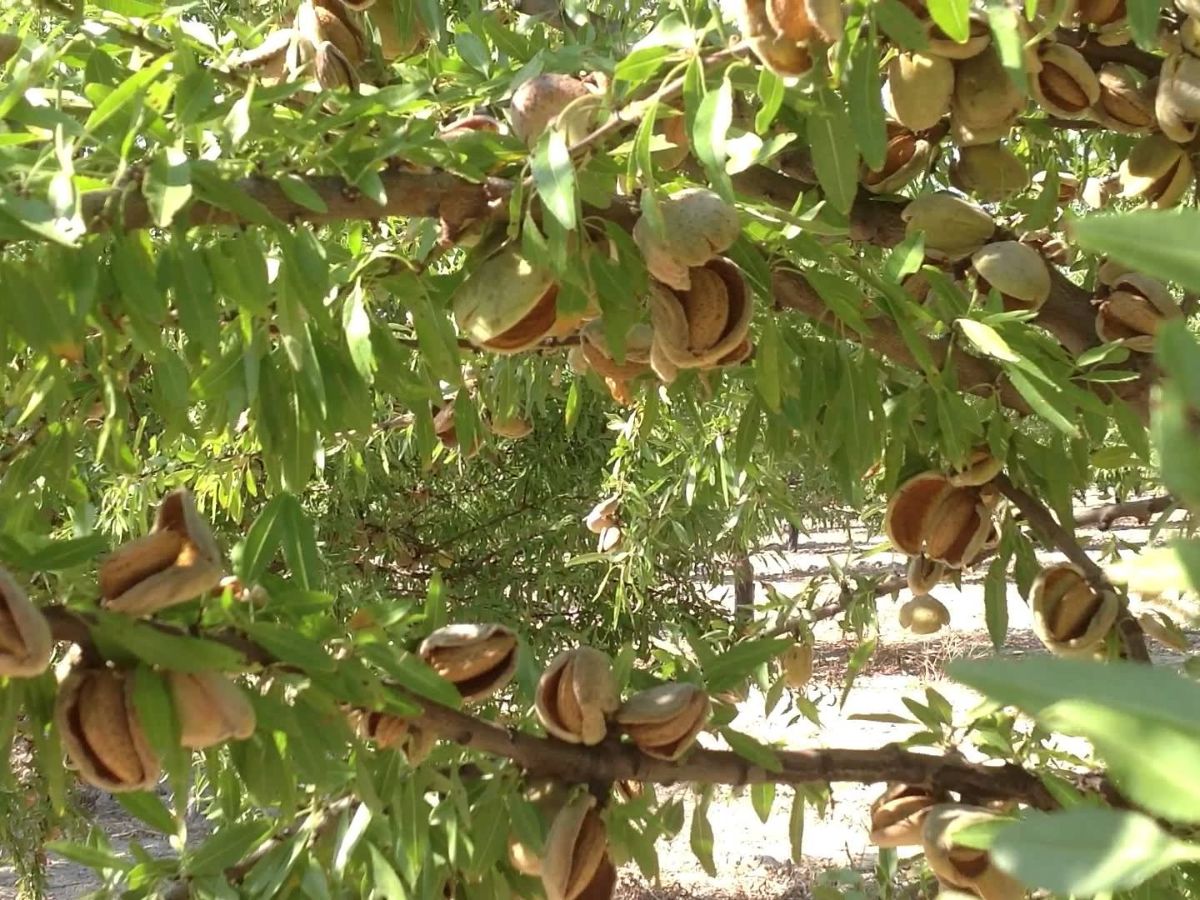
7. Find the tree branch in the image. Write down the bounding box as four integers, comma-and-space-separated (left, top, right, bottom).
772, 269, 1033, 414
80, 171, 511, 235
39, 605, 1072, 810
1071, 494, 1175, 530
993, 474, 1151, 663
1057, 27, 1163, 78
75, 166, 1152, 422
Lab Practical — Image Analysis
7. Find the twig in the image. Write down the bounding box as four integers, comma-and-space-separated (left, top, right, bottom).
993, 474, 1151, 663
161, 796, 355, 900
759, 573, 908, 640
37, 0, 248, 95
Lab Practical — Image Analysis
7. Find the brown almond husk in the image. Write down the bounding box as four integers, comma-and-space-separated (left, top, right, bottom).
948, 448, 1002, 487
649, 259, 754, 371
585, 497, 620, 534
883, 472, 952, 556
580, 322, 654, 382
55, 668, 161, 793
536, 647, 619, 745
899, 596, 951, 634
229, 29, 297, 81
101, 488, 223, 616
869, 784, 938, 847
365, 0, 428, 60
542, 796, 612, 900
0, 567, 52, 678
616, 683, 711, 760
418, 623, 518, 702
1031, 563, 1119, 656
907, 554, 945, 595
922, 804, 1025, 899
168, 671, 256, 749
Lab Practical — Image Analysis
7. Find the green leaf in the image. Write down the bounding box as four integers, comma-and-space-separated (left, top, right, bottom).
950, 657, 1200, 821
983, 553, 1009, 648
788, 793, 806, 863
1006, 369, 1079, 437
116, 791, 178, 836
990, 808, 1200, 894
278, 174, 329, 214
985, 1, 1029, 91
144, 147, 192, 228
613, 45, 673, 92
374, 648, 463, 708
186, 819, 275, 877
85, 54, 175, 132
424, 569, 446, 630
755, 69, 785, 133
1125, 0, 1160, 48
689, 789, 717, 877
1045, 700, 1200, 822
1157, 387, 1200, 511
750, 782, 775, 824
755, 316, 782, 413
465, 791, 509, 876
130, 665, 180, 758
703, 637, 793, 693
806, 94, 859, 215
46, 840, 133, 873
531, 129, 576, 232
873, 0, 930, 48
847, 38, 887, 172
241, 623, 336, 674
1068, 209, 1200, 292
367, 844, 409, 898
720, 728, 783, 773
276, 493, 322, 591
343, 289, 375, 385
90, 614, 246, 672
170, 241, 221, 354
20, 534, 109, 571
927, 0, 970, 42
692, 75, 734, 198
950, 656, 1200, 740
1156, 320, 1200, 403
333, 803, 372, 875
239, 494, 289, 585
804, 270, 872, 335
957, 318, 1020, 363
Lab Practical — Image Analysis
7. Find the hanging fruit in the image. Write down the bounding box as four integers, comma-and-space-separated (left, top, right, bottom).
55, 667, 161, 793
0, 568, 52, 678
535, 646, 620, 745
418, 623, 519, 702
615, 682, 711, 760
100, 488, 223, 616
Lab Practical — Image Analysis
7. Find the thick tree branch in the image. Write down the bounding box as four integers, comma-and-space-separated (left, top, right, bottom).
40, 605, 1070, 809
1071, 494, 1174, 529
1057, 28, 1163, 78
76, 165, 1153, 421
81, 171, 510, 234
837, 194, 1156, 421
772, 269, 1033, 414
994, 474, 1152, 663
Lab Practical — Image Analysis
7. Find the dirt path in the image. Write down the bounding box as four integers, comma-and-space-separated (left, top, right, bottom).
2, 517, 1189, 899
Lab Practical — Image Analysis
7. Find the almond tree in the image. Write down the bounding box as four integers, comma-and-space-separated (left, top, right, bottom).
1, 0, 1200, 896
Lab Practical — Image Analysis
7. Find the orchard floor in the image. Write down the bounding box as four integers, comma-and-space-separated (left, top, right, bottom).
2, 512, 1192, 900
